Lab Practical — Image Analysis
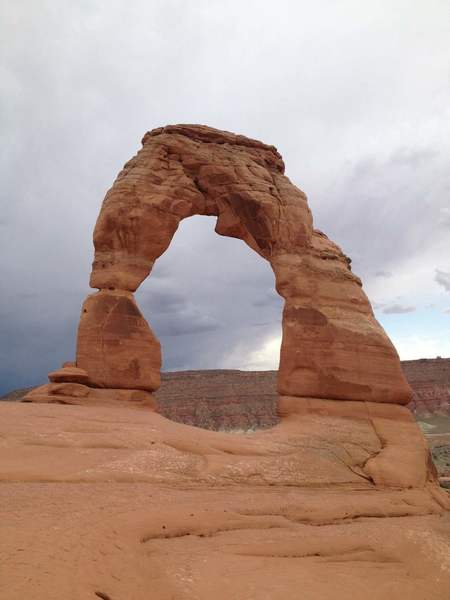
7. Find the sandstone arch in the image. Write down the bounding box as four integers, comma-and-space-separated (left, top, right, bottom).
28, 124, 412, 406
18, 126, 450, 595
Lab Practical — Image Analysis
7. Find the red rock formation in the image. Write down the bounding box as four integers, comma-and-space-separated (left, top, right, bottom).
1, 401, 449, 599
13, 361, 450, 429
11, 123, 448, 600
48, 366, 90, 385
76, 290, 161, 391
404, 357, 450, 417
26, 124, 412, 406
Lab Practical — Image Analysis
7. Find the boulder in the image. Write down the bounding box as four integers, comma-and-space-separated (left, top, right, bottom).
76, 289, 161, 391
48, 366, 90, 385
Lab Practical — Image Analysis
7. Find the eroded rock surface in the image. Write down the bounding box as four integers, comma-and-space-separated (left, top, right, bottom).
1, 401, 449, 600
76, 289, 161, 391
26, 124, 411, 405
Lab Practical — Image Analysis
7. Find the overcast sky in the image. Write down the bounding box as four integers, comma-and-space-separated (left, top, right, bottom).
1, 0, 449, 394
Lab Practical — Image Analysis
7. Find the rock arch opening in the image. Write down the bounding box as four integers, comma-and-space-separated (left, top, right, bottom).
25, 124, 412, 411
135, 215, 283, 430
136, 215, 282, 373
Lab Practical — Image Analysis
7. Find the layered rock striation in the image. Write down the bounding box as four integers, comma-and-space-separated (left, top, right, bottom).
1, 401, 450, 600
404, 357, 450, 418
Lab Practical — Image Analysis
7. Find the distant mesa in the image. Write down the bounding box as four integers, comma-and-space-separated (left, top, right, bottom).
8, 359, 450, 430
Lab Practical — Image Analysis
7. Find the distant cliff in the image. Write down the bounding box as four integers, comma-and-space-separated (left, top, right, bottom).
2, 358, 449, 429
402, 358, 450, 418
155, 369, 278, 430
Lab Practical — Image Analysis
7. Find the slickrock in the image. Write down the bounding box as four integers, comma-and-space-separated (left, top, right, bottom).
1, 401, 450, 600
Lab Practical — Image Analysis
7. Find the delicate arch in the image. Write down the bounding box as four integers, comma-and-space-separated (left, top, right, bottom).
71, 125, 411, 405
29, 125, 411, 406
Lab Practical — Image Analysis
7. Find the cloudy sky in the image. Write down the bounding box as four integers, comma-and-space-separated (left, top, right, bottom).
1, 0, 449, 394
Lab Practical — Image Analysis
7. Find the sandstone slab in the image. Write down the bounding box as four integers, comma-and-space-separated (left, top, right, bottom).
24, 383, 156, 408
1, 401, 449, 600
48, 366, 90, 385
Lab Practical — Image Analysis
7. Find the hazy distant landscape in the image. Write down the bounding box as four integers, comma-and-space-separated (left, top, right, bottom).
3, 357, 449, 487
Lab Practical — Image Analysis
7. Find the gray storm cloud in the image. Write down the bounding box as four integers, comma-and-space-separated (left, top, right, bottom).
435, 270, 450, 292
382, 304, 416, 315
1, 0, 449, 393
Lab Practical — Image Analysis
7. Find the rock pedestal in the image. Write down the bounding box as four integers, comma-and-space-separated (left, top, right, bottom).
76, 290, 161, 391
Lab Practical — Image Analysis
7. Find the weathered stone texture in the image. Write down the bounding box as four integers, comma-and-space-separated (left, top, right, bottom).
68, 124, 410, 404
76, 290, 161, 391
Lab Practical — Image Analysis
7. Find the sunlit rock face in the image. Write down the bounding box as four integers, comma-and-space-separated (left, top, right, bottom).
27, 124, 411, 404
